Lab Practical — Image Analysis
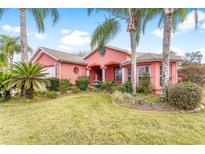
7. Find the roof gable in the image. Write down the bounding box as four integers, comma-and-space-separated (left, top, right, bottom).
83, 45, 131, 60
30, 47, 87, 65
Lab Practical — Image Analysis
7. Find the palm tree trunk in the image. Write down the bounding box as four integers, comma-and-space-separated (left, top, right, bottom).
161, 8, 174, 101
128, 8, 137, 103
9, 52, 14, 68
19, 8, 29, 63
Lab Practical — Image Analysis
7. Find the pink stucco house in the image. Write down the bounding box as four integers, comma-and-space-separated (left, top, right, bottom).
30, 45, 181, 94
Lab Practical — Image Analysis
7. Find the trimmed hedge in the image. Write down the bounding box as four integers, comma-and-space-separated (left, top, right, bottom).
168, 82, 202, 110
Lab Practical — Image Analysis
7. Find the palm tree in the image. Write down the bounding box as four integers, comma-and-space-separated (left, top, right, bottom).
159, 9, 198, 101
0, 8, 60, 63
89, 8, 159, 103
4, 62, 50, 99
0, 35, 21, 68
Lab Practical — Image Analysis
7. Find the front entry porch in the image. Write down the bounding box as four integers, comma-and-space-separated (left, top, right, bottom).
87, 62, 125, 84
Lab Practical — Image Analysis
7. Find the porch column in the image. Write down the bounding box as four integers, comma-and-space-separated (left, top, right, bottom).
102, 68, 106, 82
86, 69, 90, 77
122, 67, 125, 84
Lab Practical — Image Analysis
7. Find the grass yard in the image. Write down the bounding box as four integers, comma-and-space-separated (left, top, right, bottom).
1, 92, 205, 144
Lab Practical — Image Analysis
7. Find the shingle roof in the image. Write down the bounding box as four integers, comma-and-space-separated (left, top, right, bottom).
36, 47, 87, 65
122, 52, 182, 64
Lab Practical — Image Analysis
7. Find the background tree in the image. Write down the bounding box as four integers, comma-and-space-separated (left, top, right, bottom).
0, 8, 60, 63
0, 35, 21, 68
89, 8, 159, 103
182, 51, 203, 66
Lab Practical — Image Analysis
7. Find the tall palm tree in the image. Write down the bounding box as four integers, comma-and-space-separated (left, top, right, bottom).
89, 8, 159, 103
159, 9, 198, 101
0, 35, 21, 68
0, 8, 60, 63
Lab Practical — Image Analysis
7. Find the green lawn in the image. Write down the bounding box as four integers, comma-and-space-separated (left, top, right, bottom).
1, 92, 205, 144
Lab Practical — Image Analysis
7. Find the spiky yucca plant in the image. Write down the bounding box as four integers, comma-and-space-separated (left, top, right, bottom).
5, 62, 50, 99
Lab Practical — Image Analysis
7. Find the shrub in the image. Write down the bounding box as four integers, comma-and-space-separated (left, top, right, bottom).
100, 80, 116, 93
93, 80, 102, 89
112, 91, 132, 104
47, 77, 60, 91
123, 81, 132, 93
178, 64, 205, 86
46, 91, 58, 98
35, 90, 46, 97
76, 76, 89, 91
88, 86, 98, 92
116, 85, 126, 93
70, 86, 80, 93
168, 82, 202, 110
0, 95, 5, 103
59, 79, 70, 94
136, 75, 152, 94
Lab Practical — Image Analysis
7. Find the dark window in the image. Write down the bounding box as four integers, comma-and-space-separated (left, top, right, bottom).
99, 48, 106, 57
115, 68, 122, 82
73, 67, 79, 74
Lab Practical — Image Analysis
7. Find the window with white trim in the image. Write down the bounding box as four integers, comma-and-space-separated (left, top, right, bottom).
115, 68, 122, 82
138, 65, 151, 81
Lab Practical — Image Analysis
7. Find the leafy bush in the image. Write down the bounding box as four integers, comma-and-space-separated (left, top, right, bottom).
46, 91, 58, 98
136, 75, 152, 94
59, 79, 70, 94
123, 81, 132, 93
93, 80, 102, 89
178, 64, 205, 86
70, 86, 80, 93
168, 82, 202, 110
76, 76, 89, 91
116, 85, 126, 93
0, 95, 5, 103
0, 72, 12, 101
47, 77, 60, 91
35, 90, 46, 97
88, 86, 98, 92
100, 80, 116, 93
112, 91, 132, 104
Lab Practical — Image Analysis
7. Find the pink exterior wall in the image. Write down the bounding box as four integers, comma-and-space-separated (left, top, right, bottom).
124, 61, 178, 94
61, 62, 86, 85
34, 53, 61, 78
33, 52, 86, 85
85, 47, 130, 67
85, 47, 131, 83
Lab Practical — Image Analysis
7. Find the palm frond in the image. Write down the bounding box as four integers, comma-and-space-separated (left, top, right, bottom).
90, 18, 121, 49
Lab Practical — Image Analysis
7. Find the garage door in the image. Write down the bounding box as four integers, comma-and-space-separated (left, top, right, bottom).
45, 66, 56, 78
